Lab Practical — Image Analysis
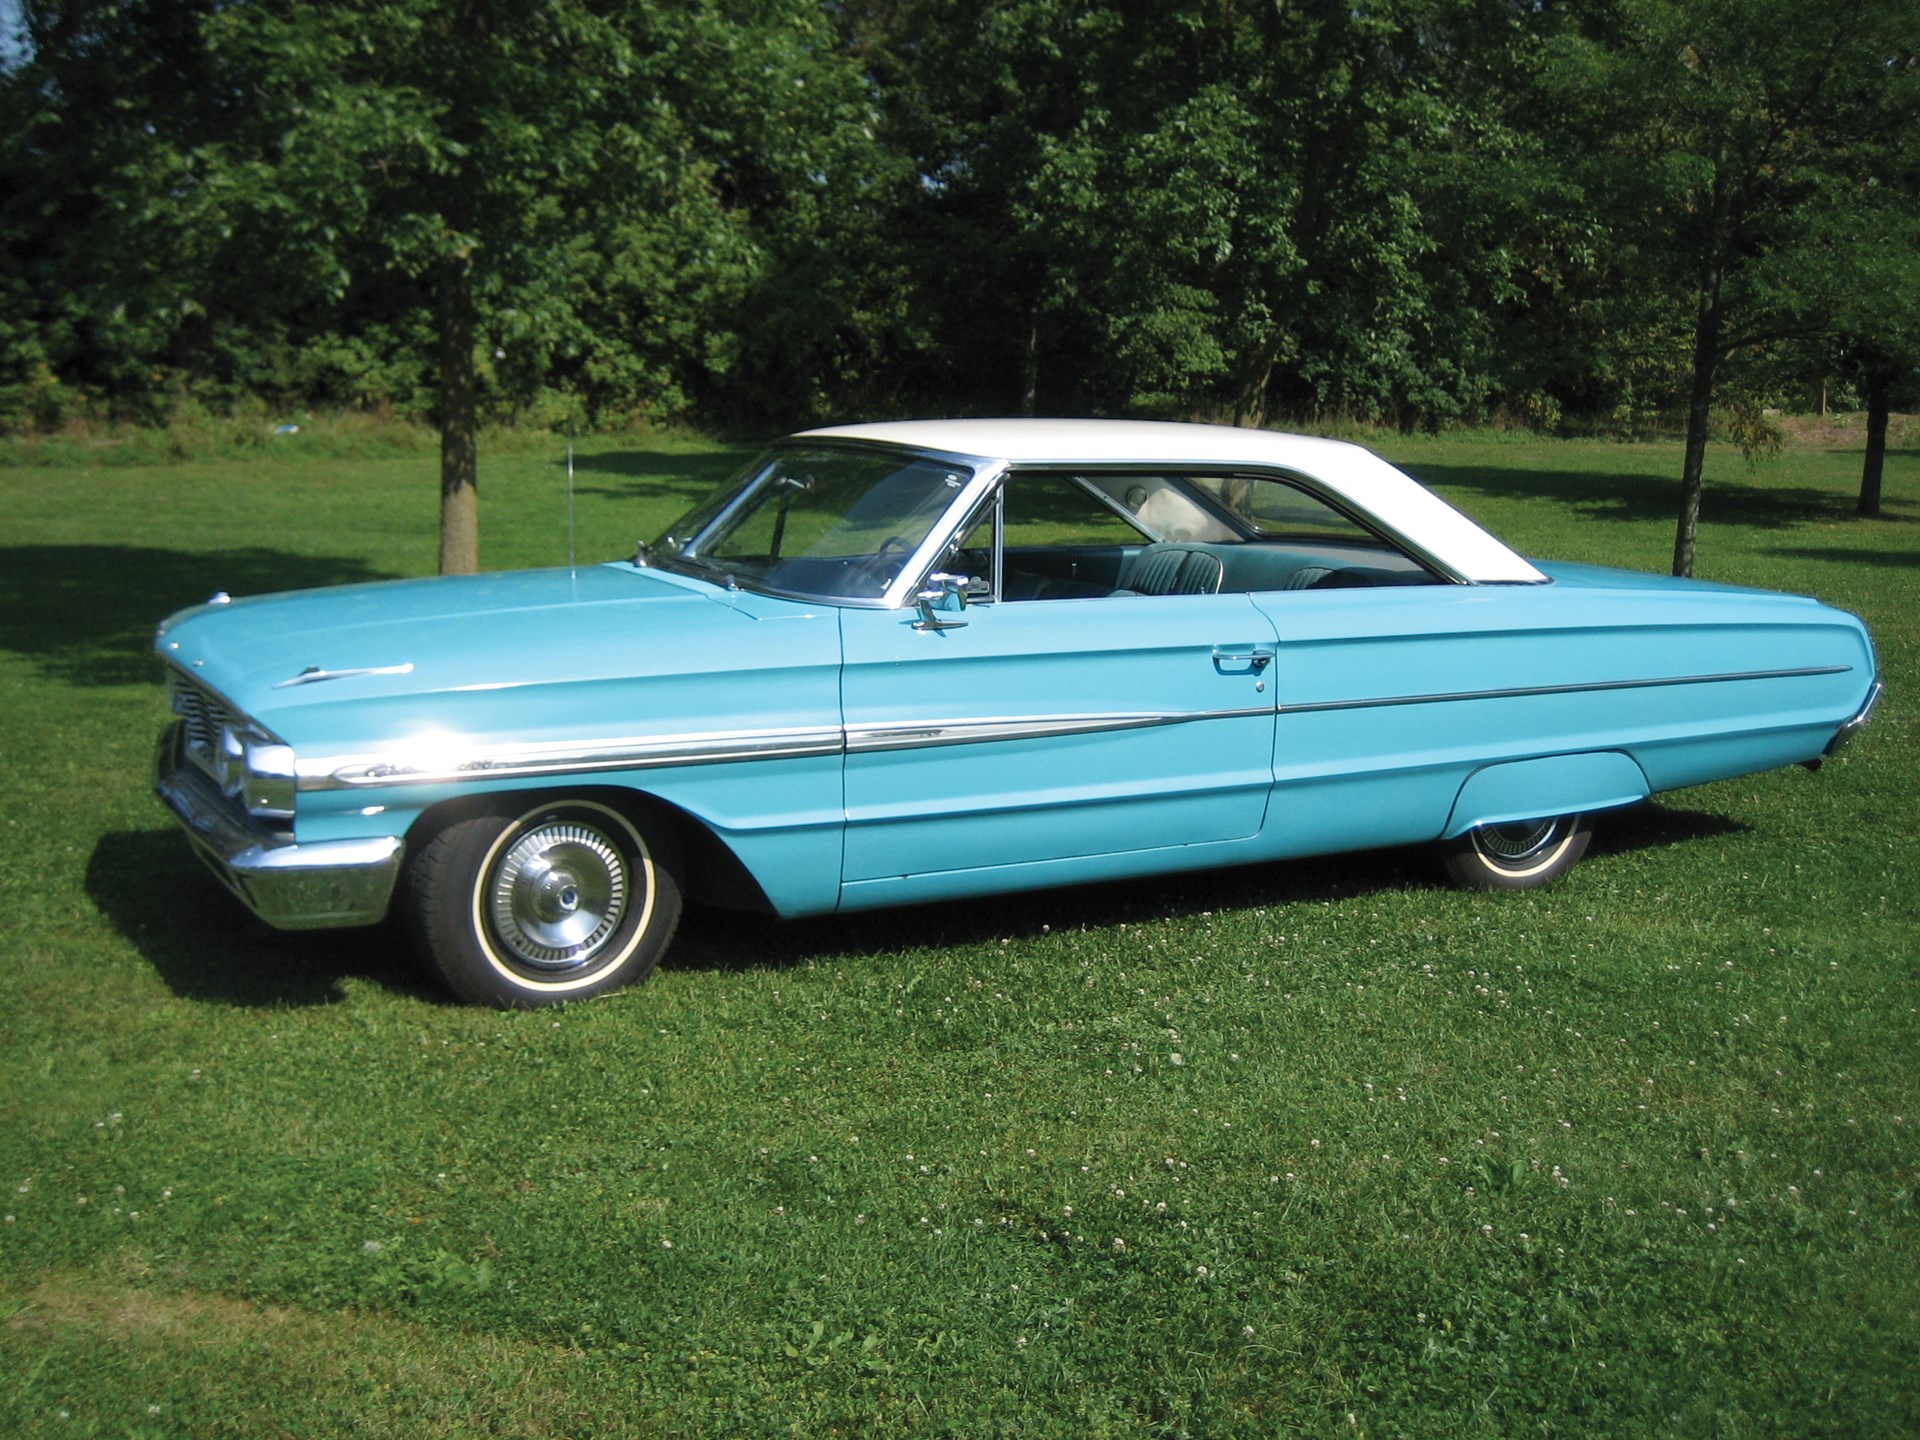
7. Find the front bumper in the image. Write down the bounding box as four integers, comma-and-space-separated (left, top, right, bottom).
154, 722, 403, 930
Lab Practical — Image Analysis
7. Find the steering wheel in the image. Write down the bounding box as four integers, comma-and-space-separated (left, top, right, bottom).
861, 534, 912, 593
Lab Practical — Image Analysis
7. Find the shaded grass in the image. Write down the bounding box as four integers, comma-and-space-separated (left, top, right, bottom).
0, 429, 1915, 1437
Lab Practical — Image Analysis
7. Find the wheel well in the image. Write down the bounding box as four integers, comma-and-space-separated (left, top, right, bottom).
403, 786, 776, 915
1442, 752, 1650, 840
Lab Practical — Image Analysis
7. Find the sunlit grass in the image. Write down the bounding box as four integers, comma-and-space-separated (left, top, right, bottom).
1, 428, 1914, 1437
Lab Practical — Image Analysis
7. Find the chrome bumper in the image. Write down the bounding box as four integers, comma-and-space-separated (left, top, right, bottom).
1825, 678, 1884, 757
154, 723, 403, 930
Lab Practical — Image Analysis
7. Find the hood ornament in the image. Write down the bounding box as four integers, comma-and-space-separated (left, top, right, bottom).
274, 662, 415, 689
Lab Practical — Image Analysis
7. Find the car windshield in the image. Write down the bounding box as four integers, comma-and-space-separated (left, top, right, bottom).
651, 446, 974, 602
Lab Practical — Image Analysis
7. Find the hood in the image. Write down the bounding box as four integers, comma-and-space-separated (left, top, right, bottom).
155, 563, 828, 746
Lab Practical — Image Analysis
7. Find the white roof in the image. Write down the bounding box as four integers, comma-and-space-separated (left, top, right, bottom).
800, 418, 1546, 584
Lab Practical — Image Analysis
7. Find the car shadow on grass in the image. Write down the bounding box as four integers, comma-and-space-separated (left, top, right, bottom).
1585, 801, 1751, 859
85, 829, 438, 1007
666, 801, 1752, 976
88, 804, 1754, 1003
0, 544, 399, 688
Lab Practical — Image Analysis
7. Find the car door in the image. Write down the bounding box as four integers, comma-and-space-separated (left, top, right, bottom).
837, 472, 1279, 898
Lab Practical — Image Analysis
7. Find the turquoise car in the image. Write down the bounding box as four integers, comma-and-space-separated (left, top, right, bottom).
153, 420, 1880, 1007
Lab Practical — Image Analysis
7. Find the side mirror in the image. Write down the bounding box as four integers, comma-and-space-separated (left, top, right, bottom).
912, 572, 971, 631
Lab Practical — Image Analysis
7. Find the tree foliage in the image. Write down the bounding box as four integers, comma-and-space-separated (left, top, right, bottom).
1, 0, 1915, 569
1532, 0, 1920, 572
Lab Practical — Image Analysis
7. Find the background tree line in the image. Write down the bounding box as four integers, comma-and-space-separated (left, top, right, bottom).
2, 0, 1916, 573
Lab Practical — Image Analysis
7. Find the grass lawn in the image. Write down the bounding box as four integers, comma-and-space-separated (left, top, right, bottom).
0, 424, 1914, 1437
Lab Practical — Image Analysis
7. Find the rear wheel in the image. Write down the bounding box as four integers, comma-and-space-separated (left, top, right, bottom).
1440, 813, 1591, 891
407, 797, 682, 1008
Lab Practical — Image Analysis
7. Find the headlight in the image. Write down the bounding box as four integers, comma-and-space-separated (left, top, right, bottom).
217, 722, 297, 820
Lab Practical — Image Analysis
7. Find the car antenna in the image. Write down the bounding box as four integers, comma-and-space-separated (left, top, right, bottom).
566, 418, 577, 580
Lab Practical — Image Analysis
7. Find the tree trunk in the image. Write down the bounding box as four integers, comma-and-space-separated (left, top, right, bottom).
1234, 328, 1281, 429
438, 250, 479, 577
1858, 368, 1889, 517
1674, 336, 1720, 579
1672, 306, 1722, 579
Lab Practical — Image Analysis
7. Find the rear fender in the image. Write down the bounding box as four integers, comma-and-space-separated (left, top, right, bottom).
1443, 752, 1650, 839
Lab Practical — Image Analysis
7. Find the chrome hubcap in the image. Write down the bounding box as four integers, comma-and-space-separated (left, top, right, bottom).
1477, 817, 1562, 863
487, 819, 629, 969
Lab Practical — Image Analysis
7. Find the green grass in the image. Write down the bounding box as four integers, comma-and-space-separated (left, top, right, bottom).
1, 427, 1915, 1437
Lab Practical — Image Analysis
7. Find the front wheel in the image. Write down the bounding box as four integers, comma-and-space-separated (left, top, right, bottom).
1440, 813, 1592, 891
406, 797, 682, 1008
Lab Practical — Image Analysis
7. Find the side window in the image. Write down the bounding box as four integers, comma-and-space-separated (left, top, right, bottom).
1188, 474, 1374, 543
954, 474, 1153, 603
1003, 473, 1150, 548
1078, 474, 1237, 542
1185, 473, 1441, 588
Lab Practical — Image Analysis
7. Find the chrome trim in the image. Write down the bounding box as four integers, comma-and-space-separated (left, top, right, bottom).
1212, 645, 1274, 673
155, 727, 402, 929
1281, 665, 1853, 716
848, 708, 1272, 753
297, 703, 1277, 792
306, 725, 847, 790
275, 663, 415, 689
1824, 678, 1883, 756
881, 458, 1011, 609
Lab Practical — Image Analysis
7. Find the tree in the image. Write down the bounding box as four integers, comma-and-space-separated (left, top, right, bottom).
1544, 0, 1919, 575
865, 0, 1547, 426
2, 0, 882, 567
1, 0, 255, 426
1830, 131, 1920, 517
191, 1, 744, 574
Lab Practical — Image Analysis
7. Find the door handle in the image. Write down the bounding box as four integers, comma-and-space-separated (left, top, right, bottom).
1212, 645, 1273, 673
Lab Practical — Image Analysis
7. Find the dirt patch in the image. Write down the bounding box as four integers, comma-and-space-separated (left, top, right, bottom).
8, 1276, 320, 1345
1773, 411, 1916, 448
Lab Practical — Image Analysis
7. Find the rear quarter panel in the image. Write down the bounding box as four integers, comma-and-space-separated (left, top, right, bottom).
1253, 569, 1874, 857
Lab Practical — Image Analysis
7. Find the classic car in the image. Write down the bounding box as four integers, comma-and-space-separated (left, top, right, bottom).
153, 419, 1881, 1007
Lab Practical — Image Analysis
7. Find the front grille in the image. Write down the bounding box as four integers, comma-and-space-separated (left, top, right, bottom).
163, 668, 297, 823
167, 669, 238, 779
